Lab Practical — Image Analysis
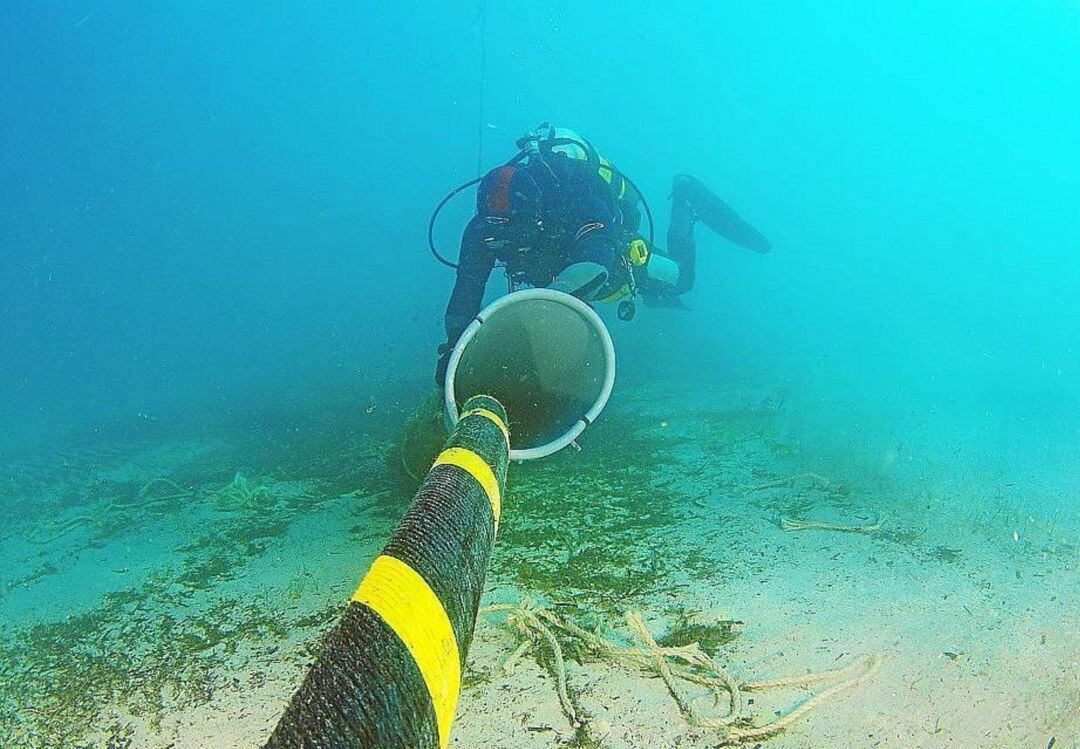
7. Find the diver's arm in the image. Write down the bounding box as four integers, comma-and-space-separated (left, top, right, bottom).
572, 225, 622, 270
437, 216, 495, 385
568, 174, 624, 266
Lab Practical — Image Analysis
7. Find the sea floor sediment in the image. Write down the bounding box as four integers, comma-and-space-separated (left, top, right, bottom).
1, 379, 1076, 748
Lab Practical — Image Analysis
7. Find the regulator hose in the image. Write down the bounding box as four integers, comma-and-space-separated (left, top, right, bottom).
428, 151, 527, 270
428, 176, 484, 269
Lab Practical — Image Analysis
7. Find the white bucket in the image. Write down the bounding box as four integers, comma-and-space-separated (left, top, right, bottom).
443, 289, 616, 460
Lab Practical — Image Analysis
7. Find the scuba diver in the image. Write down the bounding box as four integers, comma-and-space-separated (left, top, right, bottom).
431, 123, 772, 386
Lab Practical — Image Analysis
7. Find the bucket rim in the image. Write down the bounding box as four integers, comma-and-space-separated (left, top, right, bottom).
443, 289, 616, 460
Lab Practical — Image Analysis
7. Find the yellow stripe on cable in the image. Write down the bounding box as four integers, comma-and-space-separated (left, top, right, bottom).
460, 407, 510, 446
432, 447, 502, 529
352, 555, 461, 749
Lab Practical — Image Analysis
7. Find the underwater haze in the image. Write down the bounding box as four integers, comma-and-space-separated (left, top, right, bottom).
2, 2, 1078, 748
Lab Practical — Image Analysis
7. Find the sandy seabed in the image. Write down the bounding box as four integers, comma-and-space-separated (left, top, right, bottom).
1, 378, 1076, 749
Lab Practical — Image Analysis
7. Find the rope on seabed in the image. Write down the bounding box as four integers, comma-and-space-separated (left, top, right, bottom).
779, 515, 885, 534
28, 477, 193, 544
481, 600, 880, 745
738, 472, 830, 493
720, 654, 881, 745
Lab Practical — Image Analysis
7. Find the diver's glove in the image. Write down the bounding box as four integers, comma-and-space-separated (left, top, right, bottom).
434, 343, 451, 388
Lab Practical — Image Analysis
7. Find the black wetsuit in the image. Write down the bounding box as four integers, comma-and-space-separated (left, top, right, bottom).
436, 157, 771, 384
439, 153, 640, 380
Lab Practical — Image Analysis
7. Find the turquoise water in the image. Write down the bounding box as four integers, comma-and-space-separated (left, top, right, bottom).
2, 3, 1077, 747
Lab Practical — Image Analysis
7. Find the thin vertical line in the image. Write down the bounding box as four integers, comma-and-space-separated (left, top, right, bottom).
476, 1, 488, 177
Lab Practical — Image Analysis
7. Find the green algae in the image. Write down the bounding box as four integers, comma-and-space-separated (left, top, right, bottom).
461, 666, 493, 690
294, 601, 345, 630
1, 562, 59, 597
491, 411, 690, 616
1, 389, 785, 746
0, 584, 288, 745
926, 545, 963, 564
487, 400, 785, 619
657, 608, 742, 657
0, 405, 411, 748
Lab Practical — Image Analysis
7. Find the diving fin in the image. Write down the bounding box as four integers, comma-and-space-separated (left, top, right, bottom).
672, 174, 772, 254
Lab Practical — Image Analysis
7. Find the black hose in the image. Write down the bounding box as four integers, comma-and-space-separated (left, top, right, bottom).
265, 396, 510, 749
618, 170, 655, 246
428, 151, 527, 270
428, 176, 483, 269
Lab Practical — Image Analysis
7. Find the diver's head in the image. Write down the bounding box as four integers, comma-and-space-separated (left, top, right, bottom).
517, 122, 594, 163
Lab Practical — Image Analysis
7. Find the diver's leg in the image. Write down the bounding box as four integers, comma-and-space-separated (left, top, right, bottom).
673, 174, 772, 254
668, 175, 699, 294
